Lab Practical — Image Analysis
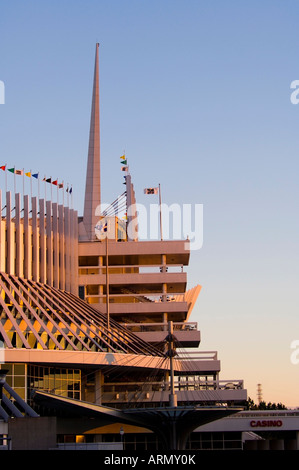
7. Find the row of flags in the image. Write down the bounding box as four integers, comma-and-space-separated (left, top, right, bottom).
120, 154, 159, 196
120, 154, 128, 172
0, 165, 72, 193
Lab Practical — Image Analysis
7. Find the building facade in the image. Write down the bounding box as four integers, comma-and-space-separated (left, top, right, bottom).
0, 44, 248, 450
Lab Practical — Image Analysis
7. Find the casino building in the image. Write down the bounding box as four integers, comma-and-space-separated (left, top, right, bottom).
0, 43, 279, 451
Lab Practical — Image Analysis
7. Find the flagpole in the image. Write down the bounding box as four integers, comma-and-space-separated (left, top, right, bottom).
5, 164, 7, 193
22, 168, 25, 198
30, 170, 32, 199
106, 233, 110, 329
159, 183, 163, 241
14, 167, 16, 194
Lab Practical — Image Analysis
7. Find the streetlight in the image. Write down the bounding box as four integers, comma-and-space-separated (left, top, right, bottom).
119, 426, 124, 449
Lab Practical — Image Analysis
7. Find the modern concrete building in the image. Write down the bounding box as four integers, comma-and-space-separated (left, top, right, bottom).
0, 44, 249, 450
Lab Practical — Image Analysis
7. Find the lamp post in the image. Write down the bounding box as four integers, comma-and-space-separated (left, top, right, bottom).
167, 322, 177, 408
119, 426, 124, 449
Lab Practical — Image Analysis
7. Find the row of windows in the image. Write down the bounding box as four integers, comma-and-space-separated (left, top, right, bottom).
0, 363, 81, 403
57, 432, 243, 451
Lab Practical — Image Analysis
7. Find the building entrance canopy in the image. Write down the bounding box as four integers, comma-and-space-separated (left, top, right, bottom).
33, 389, 242, 450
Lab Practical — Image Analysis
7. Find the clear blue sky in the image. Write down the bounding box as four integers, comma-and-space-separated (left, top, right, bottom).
0, 0, 299, 406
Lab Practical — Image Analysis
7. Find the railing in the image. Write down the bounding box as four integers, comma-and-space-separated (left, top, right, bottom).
121, 322, 198, 332
102, 378, 244, 394
84, 292, 187, 302
79, 264, 185, 275
175, 350, 218, 361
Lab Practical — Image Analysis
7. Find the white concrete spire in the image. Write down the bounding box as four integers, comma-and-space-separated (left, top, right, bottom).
83, 43, 101, 240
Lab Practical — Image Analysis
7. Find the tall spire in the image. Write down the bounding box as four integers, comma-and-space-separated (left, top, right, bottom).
83, 43, 101, 240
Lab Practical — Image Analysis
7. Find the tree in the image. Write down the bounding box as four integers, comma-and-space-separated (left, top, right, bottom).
245, 398, 287, 410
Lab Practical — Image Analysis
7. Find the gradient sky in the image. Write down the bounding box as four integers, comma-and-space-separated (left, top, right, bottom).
0, 0, 298, 407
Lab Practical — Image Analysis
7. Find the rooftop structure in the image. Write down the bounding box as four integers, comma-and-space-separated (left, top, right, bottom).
0, 44, 247, 450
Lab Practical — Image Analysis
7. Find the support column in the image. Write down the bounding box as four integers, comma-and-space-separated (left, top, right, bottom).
64, 206, 71, 292
6, 191, 13, 274
58, 205, 65, 290
52, 203, 59, 288
162, 254, 168, 331
15, 193, 22, 277
31, 197, 39, 281
167, 321, 177, 408
23, 195, 31, 279
73, 210, 79, 295
39, 199, 46, 284
99, 256, 104, 303
46, 200, 53, 286
94, 370, 103, 405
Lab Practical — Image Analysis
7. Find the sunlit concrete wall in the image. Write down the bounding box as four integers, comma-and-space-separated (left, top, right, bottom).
0, 190, 78, 294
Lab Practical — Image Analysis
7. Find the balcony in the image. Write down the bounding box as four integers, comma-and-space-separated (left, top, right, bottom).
101, 378, 246, 407
121, 322, 201, 347
78, 239, 190, 266
79, 264, 187, 292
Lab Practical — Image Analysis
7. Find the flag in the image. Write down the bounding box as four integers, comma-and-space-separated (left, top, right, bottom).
46, 178, 52, 183
58, 183, 64, 189
32, 173, 39, 179
15, 169, 23, 175
69, 187, 72, 194
121, 166, 128, 172
0, 165, 6, 171
8, 168, 15, 173
144, 187, 158, 195
120, 155, 126, 160
25, 172, 31, 177
52, 180, 58, 186
121, 160, 127, 165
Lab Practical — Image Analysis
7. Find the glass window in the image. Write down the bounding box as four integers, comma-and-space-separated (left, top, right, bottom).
27, 365, 81, 404
14, 364, 25, 375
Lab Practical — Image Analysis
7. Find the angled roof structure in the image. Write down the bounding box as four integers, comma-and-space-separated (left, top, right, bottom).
0, 272, 163, 357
